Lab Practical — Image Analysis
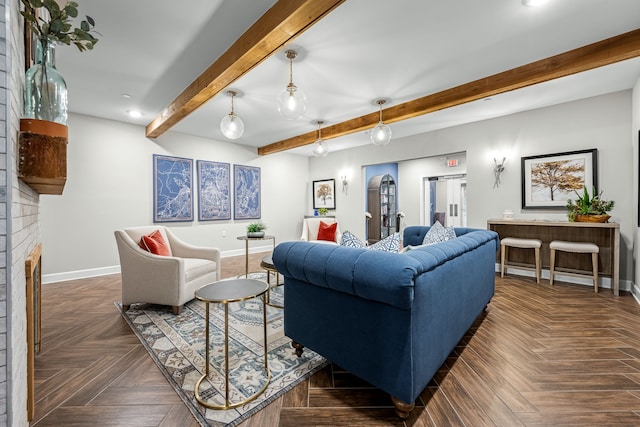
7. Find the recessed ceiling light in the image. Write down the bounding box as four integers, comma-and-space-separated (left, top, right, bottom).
522, 0, 547, 6
127, 110, 142, 118
121, 93, 132, 98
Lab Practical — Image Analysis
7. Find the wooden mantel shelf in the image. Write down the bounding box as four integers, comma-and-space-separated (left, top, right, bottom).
18, 118, 68, 195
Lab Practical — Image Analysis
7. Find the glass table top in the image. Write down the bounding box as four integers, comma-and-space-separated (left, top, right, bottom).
195, 278, 268, 303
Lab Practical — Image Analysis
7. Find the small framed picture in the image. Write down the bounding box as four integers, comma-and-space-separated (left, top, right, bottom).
313, 179, 336, 210
521, 149, 597, 209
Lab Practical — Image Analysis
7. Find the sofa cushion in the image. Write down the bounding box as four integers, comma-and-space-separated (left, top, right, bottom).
340, 230, 366, 248
317, 221, 338, 242
140, 230, 171, 256
422, 221, 456, 245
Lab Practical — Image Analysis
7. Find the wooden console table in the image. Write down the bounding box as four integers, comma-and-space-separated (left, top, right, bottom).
487, 219, 620, 295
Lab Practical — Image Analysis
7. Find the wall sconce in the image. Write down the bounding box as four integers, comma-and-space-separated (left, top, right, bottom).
494, 157, 506, 188
341, 175, 348, 194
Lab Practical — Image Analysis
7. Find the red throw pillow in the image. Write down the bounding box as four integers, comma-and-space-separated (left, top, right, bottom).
317, 221, 338, 242
139, 230, 171, 256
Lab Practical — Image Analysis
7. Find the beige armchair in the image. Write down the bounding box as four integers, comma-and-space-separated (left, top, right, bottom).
300, 217, 342, 244
114, 226, 221, 314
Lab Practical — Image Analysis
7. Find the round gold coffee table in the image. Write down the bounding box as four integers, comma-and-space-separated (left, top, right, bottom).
194, 278, 271, 410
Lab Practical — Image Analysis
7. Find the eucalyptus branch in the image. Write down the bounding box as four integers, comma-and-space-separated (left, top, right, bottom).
20, 0, 99, 51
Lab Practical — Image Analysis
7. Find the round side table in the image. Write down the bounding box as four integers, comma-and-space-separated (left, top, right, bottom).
194, 278, 270, 410
237, 235, 275, 277
260, 254, 283, 309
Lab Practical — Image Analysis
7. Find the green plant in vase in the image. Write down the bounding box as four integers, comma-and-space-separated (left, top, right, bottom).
566, 187, 614, 222
246, 221, 267, 237
317, 208, 329, 216
21, 0, 99, 125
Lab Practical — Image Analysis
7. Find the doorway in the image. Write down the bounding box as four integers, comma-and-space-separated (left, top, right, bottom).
424, 174, 467, 227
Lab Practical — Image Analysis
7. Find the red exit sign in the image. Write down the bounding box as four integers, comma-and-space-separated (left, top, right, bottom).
447, 159, 458, 167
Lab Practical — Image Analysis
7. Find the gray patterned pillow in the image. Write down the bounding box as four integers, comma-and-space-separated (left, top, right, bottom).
368, 232, 400, 252
340, 231, 400, 252
422, 221, 456, 245
340, 230, 366, 248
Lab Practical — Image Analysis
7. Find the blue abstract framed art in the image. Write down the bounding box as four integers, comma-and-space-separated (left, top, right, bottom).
234, 164, 261, 219
197, 160, 231, 221
153, 154, 194, 222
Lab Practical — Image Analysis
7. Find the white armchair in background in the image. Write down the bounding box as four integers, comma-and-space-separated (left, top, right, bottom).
114, 226, 221, 314
301, 217, 342, 244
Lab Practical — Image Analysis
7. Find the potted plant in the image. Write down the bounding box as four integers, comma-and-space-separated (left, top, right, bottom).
246, 221, 267, 238
317, 208, 329, 216
566, 187, 614, 222
21, 0, 99, 125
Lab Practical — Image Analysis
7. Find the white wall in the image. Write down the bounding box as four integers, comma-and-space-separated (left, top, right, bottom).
40, 91, 636, 288
309, 91, 635, 285
40, 113, 309, 279
632, 77, 640, 302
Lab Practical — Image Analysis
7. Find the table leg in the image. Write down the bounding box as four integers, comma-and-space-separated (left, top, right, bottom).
224, 303, 229, 406
245, 239, 249, 277
205, 302, 210, 377
262, 294, 268, 369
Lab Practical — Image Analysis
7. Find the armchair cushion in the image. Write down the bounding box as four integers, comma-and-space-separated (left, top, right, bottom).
317, 221, 338, 242
184, 258, 218, 282
139, 230, 171, 256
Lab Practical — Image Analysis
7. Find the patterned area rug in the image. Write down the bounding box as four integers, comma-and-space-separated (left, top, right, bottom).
117, 273, 327, 427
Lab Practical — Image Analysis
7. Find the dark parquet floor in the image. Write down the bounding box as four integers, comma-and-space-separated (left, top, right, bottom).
31, 251, 640, 426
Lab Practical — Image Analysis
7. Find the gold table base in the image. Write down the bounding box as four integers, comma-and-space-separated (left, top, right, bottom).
194, 279, 270, 410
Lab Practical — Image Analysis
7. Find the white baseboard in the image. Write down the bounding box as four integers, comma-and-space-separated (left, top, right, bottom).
43, 265, 121, 284
632, 282, 640, 305
42, 246, 274, 284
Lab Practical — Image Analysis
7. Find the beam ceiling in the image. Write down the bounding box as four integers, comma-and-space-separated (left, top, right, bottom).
258, 28, 640, 156
145, 0, 346, 139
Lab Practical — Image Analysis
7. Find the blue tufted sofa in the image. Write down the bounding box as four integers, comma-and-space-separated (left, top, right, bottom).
272, 225, 499, 417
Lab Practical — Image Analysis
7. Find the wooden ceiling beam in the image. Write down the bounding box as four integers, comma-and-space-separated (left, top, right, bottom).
145, 0, 346, 139
258, 28, 640, 156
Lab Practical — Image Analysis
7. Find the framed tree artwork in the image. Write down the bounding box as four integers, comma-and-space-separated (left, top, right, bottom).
521, 149, 598, 209
313, 179, 336, 210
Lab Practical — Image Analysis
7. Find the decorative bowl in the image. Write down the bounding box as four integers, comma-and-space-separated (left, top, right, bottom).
574, 214, 610, 223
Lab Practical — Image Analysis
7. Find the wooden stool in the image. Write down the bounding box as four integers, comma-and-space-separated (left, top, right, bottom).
500, 237, 542, 283
549, 240, 600, 292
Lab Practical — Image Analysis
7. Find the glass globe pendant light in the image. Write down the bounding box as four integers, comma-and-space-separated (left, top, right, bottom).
220, 90, 244, 139
312, 120, 328, 158
277, 49, 307, 119
370, 98, 392, 146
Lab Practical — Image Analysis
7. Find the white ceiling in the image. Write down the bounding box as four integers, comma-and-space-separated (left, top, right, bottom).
56, 0, 640, 156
